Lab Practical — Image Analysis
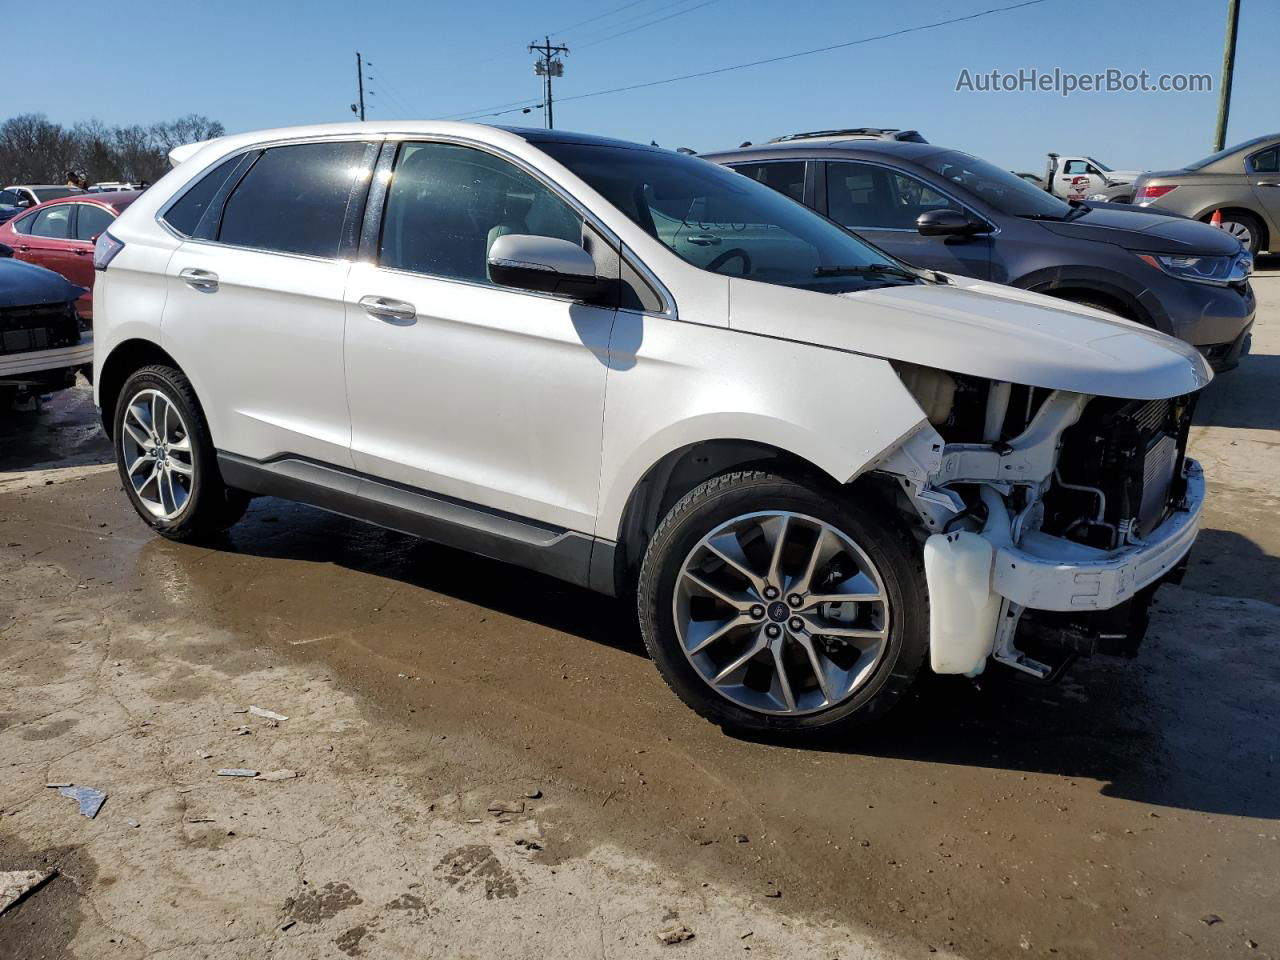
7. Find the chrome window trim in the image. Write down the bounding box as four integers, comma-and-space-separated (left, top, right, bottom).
824, 156, 1001, 238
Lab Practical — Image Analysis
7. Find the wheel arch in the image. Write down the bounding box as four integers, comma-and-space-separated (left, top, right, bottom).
607, 437, 859, 597
1015, 269, 1161, 332
97, 338, 184, 440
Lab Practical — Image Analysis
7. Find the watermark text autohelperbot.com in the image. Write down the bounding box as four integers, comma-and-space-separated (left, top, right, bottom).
955, 68, 1212, 97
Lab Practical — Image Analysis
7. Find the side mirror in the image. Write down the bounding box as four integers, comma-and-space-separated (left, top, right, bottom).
916, 208, 991, 237
16, 199, 31, 208
487, 234, 615, 302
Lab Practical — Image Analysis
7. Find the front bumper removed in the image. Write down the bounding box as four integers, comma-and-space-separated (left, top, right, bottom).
925, 459, 1204, 675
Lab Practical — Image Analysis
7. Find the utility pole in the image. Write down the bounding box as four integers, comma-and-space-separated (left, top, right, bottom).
354, 51, 366, 121
528, 36, 569, 129
1213, 0, 1240, 151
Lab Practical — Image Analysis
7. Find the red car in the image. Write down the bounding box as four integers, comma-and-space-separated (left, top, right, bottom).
0, 191, 140, 321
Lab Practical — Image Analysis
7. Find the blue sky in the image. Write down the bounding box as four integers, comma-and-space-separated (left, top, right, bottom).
11, 0, 1277, 173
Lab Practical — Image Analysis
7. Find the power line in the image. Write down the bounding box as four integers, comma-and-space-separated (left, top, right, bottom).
366, 61, 422, 117
572, 0, 696, 44
575, 0, 721, 50
456, 0, 1047, 121
549, 0, 655, 36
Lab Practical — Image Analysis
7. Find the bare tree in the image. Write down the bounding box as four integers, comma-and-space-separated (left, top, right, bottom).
0, 113, 225, 186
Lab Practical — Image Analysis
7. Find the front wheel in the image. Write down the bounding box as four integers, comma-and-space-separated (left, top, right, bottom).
637, 470, 927, 737
112, 364, 247, 541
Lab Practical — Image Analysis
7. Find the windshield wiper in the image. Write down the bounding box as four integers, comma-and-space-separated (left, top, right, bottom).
814, 263, 919, 281
1063, 198, 1092, 221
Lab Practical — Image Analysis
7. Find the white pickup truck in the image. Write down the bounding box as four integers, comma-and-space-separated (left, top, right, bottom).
1044, 153, 1144, 201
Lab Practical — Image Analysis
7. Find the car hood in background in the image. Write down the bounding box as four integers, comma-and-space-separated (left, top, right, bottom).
728, 275, 1211, 400
1031, 205, 1242, 256
1102, 169, 1144, 183
0, 258, 86, 309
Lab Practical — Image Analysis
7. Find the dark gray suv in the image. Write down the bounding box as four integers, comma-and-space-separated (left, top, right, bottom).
703, 134, 1255, 371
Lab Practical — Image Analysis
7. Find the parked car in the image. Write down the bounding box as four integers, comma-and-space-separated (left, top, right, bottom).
1083, 181, 1135, 204
703, 135, 1254, 371
3, 184, 84, 207
0, 188, 28, 224
1131, 133, 1280, 255
0, 254, 90, 401
88, 181, 141, 193
1043, 153, 1143, 200
0, 191, 140, 321
94, 122, 1210, 736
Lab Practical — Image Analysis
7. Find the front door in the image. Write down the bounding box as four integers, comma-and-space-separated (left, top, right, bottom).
343, 140, 615, 533
823, 160, 993, 279
12, 204, 80, 288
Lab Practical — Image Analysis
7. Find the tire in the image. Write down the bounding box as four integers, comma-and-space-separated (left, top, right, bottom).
112, 364, 248, 541
637, 470, 928, 737
1205, 210, 1263, 256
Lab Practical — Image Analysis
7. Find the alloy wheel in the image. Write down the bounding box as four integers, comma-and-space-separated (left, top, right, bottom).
1221, 219, 1253, 250
120, 388, 196, 520
673, 511, 890, 716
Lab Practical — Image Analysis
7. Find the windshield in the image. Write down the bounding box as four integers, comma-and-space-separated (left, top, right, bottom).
1088, 157, 1113, 172
539, 141, 916, 292
1185, 135, 1277, 171
918, 150, 1072, 219
0, 189, 23, 206
32, 186, 84, 202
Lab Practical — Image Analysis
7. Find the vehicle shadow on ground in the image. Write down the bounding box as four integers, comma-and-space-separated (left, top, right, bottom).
215, 500, 645, 659
1194, 351, 1280, 430
0, 382, 114, 474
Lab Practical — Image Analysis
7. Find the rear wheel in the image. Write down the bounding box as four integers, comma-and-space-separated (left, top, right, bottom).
112, 364, 247, 541
1203, 210, 1263, 255
637, 470, 927, 737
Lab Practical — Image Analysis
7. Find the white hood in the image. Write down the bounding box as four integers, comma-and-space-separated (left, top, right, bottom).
727, 275, 1211, 400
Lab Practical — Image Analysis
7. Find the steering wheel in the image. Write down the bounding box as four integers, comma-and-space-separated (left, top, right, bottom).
706, 247, 752, 275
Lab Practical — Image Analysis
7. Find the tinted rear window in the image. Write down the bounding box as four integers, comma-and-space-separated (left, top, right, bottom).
75, 203, 115, 240
218, 141, 368, 258
164, 155, 244, 236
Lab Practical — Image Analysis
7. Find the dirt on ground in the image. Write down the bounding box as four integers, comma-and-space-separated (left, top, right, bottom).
2, 259, 1278, 960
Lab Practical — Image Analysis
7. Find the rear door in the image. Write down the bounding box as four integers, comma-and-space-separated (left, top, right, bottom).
11, 204, 80, 285
822, 160, 992, 279
161, 139, 377, 467
1246, 144, 1280, 240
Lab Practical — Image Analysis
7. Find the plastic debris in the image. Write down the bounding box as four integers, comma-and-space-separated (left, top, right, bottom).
216, 769, 258, 778
1, 870, 54, 915
126, 818, 140, 828
58, 785, 107, 819
249, 706, 288, 722
259, 769, 299, 782
44, 782, 72, 789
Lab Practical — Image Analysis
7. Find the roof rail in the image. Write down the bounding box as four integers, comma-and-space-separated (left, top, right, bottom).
767, 128, 928, 144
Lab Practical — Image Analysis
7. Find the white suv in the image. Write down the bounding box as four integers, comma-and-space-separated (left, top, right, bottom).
92, 122, 1210, 736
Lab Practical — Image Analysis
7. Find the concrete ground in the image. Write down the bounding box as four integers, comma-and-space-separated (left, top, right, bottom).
2, 258, 1278, 960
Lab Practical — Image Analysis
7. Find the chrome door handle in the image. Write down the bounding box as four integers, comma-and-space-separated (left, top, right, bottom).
179, 267, 219, 291
685, 235, 722, 246
1257, 181, 1280, 188
359, 295, 416, 322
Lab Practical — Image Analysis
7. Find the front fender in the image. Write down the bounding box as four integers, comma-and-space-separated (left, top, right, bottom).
595, 311, 927, 539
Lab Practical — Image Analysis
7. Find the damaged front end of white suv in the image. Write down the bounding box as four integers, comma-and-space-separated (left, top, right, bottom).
879, 364, 1205, 680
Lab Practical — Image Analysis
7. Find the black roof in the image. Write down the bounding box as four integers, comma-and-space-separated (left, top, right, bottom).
499, 125, 668, 153
700, 138, 949, 164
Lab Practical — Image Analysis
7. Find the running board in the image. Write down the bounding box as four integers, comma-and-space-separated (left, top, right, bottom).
216, 452, 610, 591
